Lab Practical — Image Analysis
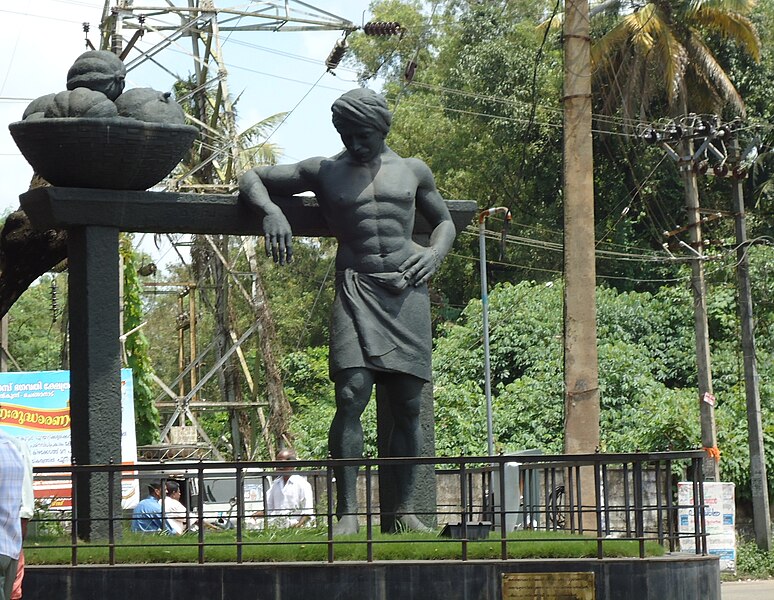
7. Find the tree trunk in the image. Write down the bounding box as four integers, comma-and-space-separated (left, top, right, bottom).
0, 177, 67, 318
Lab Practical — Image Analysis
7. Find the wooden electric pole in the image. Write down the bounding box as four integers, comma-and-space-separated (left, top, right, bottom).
729, 134, 771, 550
562, 0, 600, 462
679, 132, 719, 482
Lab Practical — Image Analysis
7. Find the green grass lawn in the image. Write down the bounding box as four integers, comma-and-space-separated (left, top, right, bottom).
24, 528, 665, 565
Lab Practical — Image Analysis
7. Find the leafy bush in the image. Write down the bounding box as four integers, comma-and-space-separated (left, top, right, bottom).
735, 539, 774, 579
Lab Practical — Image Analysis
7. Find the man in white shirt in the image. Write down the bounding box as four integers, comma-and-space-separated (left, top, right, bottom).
162, 480, 188, 535
0, 429, 24, 600
258, 448, 315, 529
7, 437, 33, 600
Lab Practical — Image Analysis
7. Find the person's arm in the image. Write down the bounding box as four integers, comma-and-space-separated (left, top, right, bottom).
238, 158, 322, 265
399, 159, 456, 286
292, 479, 315, 528
12, 438, 34, 539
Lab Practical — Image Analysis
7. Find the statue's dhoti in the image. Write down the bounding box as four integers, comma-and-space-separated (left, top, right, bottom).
329, 269, 432, 382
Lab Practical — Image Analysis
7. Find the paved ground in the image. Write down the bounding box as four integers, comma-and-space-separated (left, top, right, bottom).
721, 579, 774, 599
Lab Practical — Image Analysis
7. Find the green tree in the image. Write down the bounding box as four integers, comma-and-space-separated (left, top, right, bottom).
120, 236, 160, 445
6, 273, 67, 371
430, 278, 773, 496
591, 0, 761, 118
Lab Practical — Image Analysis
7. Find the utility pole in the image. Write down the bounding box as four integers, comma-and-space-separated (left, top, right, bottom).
679, 130, 719, 482
644, 117, 721, 483
562, 0, 600, 462
729, 134, 771, 551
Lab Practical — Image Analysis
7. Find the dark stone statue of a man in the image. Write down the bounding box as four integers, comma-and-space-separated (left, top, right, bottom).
239, 88, 456, 535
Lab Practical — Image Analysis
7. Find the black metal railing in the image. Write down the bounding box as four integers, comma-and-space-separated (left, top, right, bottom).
28, 450, 708, 564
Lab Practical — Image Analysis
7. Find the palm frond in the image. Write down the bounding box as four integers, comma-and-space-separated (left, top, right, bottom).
691, 9, 761, 61
238, 113, 288, 145
683, 30, 746, 115
626, 5, 662, 51
592, 20, 634, 70
687, 0, 756, 15
649, 24, 688, 107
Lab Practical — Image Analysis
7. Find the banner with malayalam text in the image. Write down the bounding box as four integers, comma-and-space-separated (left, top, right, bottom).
0, 369, 139, 509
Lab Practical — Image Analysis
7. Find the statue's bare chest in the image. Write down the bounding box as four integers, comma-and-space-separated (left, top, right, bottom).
318, 162, 417, 216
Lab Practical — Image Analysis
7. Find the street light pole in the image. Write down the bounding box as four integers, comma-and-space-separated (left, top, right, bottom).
478, 207, 511, 457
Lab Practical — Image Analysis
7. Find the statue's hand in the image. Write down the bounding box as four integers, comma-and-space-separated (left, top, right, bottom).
399, 247, 441, 286
263, 211, 293, 265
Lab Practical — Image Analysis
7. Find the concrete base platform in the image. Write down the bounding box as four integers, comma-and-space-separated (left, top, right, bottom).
27, 555, 719, 600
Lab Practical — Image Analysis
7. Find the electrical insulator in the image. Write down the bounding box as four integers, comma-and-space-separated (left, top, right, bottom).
51, 280, 58, 323
641, 129, 659, 144
404, 60, 417, 83
362, 21, 402, 36
325, 38, 348, 72
137, 262, 157, 277
667, 125, 683, 141
696, 160, 709, 175
713, 164, 729, 178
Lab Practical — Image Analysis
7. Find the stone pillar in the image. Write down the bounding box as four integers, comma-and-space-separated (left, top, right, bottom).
68, 225, 122, 540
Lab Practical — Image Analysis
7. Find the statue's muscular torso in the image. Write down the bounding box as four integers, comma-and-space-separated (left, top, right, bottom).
315, 150, 423, 274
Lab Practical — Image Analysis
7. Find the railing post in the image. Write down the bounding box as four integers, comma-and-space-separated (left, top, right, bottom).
633, 460, 645, 558
623, 463, 632, 536
691, 462, 702, 555
594, 460, 603, 558
326, 459, 335, 564
235, 462, 244, 564
71, 463, 78, 566
498, 459, 507, 559
665, 459, 676, 552
655, 460, 665, 546
574, 465, 583, 532
160, 475, 167, 533
365, 462, 373, 563
697, 460, 708, 555
460, 460, 468, 561
197, 463, 205, 564
567, 467, 576, 532
108, 461, 116, 565
601, 463, 610, 537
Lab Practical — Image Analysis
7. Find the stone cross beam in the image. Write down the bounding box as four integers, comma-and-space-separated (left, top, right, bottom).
20, 187, 477, 539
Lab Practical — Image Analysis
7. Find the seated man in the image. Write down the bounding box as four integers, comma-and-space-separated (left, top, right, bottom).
254, 448, 315, 528
162, 480, 188, 535
131, 482, 167, 533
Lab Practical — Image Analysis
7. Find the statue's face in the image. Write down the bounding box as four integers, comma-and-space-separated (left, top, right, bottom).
339, 125, 385, 163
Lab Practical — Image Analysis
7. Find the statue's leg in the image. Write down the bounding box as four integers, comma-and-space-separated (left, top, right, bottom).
329, 367, 373, 535
381, 374, 431, 532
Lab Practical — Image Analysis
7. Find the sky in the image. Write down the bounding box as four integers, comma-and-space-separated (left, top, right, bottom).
0, 0, 375, 264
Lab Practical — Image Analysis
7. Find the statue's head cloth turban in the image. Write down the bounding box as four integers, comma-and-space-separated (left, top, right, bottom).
331, 88, 392, 135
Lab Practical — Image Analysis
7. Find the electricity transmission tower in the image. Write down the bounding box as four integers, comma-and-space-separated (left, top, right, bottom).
92, 1, 358, 460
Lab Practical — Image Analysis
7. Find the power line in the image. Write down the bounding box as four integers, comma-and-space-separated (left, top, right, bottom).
0, 8, 89, 25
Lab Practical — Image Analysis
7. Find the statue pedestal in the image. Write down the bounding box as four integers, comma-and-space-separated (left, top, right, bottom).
20, 187, 477, 539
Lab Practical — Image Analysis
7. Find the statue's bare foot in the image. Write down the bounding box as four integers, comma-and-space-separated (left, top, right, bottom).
333, 515, 359, 536
395, 513, 432, 533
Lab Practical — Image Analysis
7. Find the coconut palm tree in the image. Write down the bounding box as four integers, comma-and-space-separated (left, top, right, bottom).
591, 0, 761, 120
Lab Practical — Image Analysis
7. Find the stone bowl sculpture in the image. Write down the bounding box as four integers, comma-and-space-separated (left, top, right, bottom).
9, 117, 198, 190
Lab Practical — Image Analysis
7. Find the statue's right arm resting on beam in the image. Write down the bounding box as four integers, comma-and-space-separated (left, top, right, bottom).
238, 157, 324, 265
